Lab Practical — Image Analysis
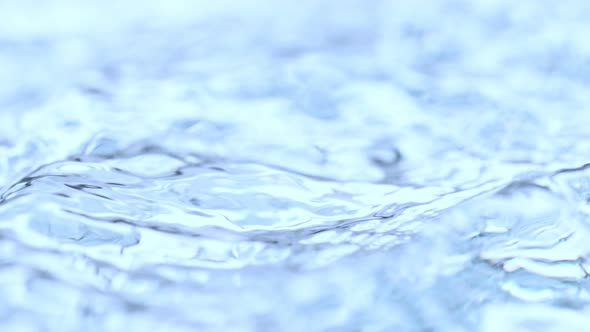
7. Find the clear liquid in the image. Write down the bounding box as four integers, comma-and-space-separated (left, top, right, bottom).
1, 1, 590, 331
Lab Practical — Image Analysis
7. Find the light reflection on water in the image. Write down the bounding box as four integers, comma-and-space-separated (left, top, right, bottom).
2, 1, 590, 331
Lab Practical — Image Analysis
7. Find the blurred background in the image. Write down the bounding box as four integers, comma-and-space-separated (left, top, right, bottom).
1, 1, 590, 331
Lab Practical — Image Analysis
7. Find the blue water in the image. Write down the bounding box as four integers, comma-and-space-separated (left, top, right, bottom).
2, 1, 590, 331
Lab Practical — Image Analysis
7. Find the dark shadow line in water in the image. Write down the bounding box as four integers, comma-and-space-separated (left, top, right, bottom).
552, 162, 590, 175
62, 205, 393, 248
1, 157, 73, 190
63, 183, 114, 201
9, 146, 389, 193
495, 180, 552, 196
74, 143, 191, 164
62, 208, 215, 239
0, 172, 116, 204
0, 174, 69, 201
72, 141, 365, 183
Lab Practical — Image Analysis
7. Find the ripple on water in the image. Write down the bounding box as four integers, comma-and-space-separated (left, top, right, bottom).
3, 1, 590, 331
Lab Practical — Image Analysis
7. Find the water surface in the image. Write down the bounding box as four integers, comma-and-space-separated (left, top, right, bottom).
2, 1, 590, 331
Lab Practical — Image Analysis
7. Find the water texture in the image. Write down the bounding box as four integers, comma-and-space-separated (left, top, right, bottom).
2, 1, 590, 331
